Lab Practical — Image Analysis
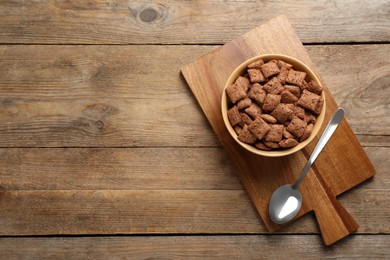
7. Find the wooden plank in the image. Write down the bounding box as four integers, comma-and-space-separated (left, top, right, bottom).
0, 147, 387, 191
0, 147, 241, 190
0, 1, 389, 44
0, 44, 388, 147
0, 235, 389, 259
0, 188, 388, 236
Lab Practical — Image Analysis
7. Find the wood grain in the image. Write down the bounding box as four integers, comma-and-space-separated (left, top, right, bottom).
0, 44, 388, 147
0, 0, 389, 44
0, 147, 387, 191
0, 235, 389, 259
0, 188, 388, 236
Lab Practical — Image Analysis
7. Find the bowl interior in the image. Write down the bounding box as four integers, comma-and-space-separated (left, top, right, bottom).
221, 54, 326, 157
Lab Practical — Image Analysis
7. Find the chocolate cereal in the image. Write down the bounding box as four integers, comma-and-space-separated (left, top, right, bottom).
225, 58, 324, 151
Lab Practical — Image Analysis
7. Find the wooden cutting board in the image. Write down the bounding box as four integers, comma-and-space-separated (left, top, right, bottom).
181, 14, 375, 245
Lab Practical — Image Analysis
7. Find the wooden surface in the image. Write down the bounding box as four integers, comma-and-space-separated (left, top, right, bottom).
0, 0, 389, 258
181, 15, 374, 245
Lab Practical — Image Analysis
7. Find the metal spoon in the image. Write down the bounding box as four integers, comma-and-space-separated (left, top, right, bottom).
269, 108, 345, 224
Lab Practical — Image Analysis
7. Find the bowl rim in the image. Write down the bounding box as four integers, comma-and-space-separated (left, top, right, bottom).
221, 54, 326, 157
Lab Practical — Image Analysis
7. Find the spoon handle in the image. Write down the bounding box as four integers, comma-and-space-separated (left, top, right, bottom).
293, 108, 345, 189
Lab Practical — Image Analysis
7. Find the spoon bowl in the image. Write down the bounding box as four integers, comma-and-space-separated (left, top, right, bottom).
269, 184, 302, 224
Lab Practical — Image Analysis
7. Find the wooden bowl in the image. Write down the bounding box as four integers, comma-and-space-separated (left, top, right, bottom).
221, 54, 326, 157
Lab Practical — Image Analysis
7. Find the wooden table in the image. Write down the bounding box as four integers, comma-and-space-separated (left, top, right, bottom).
0, 1, 389, 258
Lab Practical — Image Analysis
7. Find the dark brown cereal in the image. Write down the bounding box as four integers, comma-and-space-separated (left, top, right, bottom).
248, 69, 266, 83
248, 59, 264, 69
304, 111, 316, 124
297, 89, 321, 113
245, 103, 262, 119
262, 94, 281, 112
287, 116, 307, 138
271, 103, 294, 123
255, 141, 272, 151
260, 114, 278, 124
300, 123, 314, 142
279, 138, 299, 148
227, 106, 241, 126
265, 124, 284, 142
276, 66, 289, 84
248, 118, 271, 140
276, 60, 293, 69
307, 80, 323, 95
225, 58, 324, 151
283, 127, 295, 139
263, 141, 280, 149
301, 80, 308, 91
226, 83, 246, 104
263, 77, 284, 95
286, 69, 306, 87
284, 85, 301, 98
234, 125, 243, 135
235, 76, 251, 92
237, 124, 257, 144
237, 97, 252, 110
314, 97, 324, 115
292, 105, 305, 120
280, 89, 298, 103
260, 60, 280, 78
248, 83, 266, 104
240, 112, 253, 127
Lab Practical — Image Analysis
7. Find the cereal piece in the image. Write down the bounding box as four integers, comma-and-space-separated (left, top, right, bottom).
237, 98, 252, 110
276, 66, 289, 84
301, 80, 308, 90
297, 89, 321, 113
234, 125, 243, 136
260, 114, 278, 124
235, 76, 251, 92
292, 105, 305, 120
240, 113, 253, 127
279, 138, 299, 148
263, 77, 284, 95
227, 106, 241, 126
287, 116, 308, 138
237, 124, 257, 144
260, 60, 280, 78
300, 123, 314, 142
248, 83, 266, 104
255, 141, 272, 151
314, 98, 324, 115
248, 59, 264, 69
271, 103, 294, 123
265, 124, 284, 142
276, 60, 293, 69
284, 85, 301, 98
307, 80, 323, 95
280, 89, 299, 103
304, 111, 316, 124
248, 69, 266, 83
285, 103, 295, 111
286, 69, 306, 86
245, 103, 262, 119
283, 127, 295, 139
248, 118, 271, 140
264, 141, 280, 149
226, 83, 246, 104
262, 94, 281, 112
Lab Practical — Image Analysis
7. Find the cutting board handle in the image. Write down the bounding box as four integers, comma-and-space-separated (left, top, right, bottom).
314, 186, 359, 245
